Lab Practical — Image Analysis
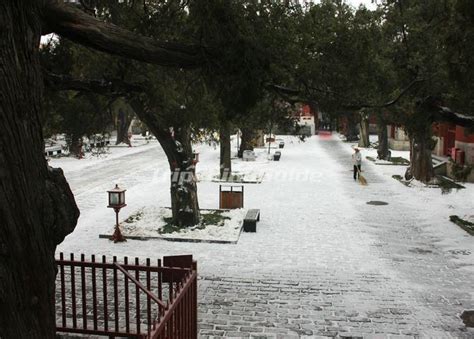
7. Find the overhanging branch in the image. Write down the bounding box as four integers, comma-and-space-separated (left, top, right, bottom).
269, 81, 474, 129
42, 0, 208, 68
268, 78, 425, 112
44, 71, 145, 96
266, 84, 314, 106
342, 78, 426, 110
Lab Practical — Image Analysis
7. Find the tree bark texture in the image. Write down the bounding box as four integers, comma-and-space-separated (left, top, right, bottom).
220, 122, 232, 179
345, 113, 359, 142
130, 101, 200, 226
377, 119, 390, 160
0, 2, 79, 338
408, 132, 435, 183
358, 112, 370, 148
116, 108, 132, 146
238, 127, 255, 158
405, 98, 442, 183
167, 128, 200, 227
68, 133, 83, 158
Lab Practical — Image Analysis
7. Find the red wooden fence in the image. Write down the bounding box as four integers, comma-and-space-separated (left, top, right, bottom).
55, 253, 197, 338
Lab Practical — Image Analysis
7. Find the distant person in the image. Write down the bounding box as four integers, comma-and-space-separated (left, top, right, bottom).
352, 148, 362, 180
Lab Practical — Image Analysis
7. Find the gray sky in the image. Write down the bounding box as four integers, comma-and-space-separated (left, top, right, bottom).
347, 0, 377, 10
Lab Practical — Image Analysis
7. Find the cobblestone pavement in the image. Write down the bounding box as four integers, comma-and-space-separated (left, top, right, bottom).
195, 137, 474, 338
56, 136, 474, 338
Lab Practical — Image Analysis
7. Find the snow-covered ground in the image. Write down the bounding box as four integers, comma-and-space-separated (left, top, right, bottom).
48, 135, 154, 173
109, 206, 246, 243
51, 133, 474, 338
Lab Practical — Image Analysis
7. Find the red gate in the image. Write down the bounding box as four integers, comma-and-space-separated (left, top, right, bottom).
55, 253, 197, 338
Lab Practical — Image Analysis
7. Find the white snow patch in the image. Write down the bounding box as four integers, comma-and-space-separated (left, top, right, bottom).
113, 206, 246, 243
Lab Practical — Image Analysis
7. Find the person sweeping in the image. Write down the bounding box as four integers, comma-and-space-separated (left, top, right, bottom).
352, 148, 364, 182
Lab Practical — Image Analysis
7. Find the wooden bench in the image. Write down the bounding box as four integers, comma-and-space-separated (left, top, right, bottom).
243, 209, 260, 232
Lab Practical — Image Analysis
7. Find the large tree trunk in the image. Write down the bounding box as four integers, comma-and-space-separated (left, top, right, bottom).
407, 132, 435, 183
168, 127, 200, 226
345, 113, 359, 142
358, 112, 370, 148
0, 2, 79, 337
405, 100, 439, 183
130, 101, 200, 226
220, 122, 232, 179
176, 125, 193, 158
238, 127, 255, 158
116, 108, 132, 146
68, 133, 83, 158
377, 118, 390, 160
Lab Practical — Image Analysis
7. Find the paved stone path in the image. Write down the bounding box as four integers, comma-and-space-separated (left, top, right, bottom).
195, 137, 474, 338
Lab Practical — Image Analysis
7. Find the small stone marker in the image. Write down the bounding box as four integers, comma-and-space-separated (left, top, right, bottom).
242, 150, 256, 161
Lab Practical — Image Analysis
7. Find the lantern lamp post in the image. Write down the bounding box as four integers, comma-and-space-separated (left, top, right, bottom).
107, 184, 127, 243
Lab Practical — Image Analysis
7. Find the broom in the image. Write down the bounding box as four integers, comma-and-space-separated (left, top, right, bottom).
357, 167, 368, 186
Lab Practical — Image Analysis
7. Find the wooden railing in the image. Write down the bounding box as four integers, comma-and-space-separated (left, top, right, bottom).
55, 253, 197, 338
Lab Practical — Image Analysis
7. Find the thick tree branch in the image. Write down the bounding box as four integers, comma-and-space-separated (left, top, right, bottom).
268, 78, 425, 112
343, 78, 426, 110
45, 71, 198, 158
41, 0, 208, 68
266, 84, 300, 96
269, 81, 474, 131
44, 71, 145, 95
266, 84, 319, 114
266, 84, 310, 105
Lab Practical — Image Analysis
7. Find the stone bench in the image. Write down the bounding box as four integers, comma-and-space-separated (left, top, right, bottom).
243, 209, 260, 232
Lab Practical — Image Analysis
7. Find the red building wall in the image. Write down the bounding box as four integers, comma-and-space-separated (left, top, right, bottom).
455, 126, 474, 143
433, 122, 456, 156
454, 126, 474, 165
